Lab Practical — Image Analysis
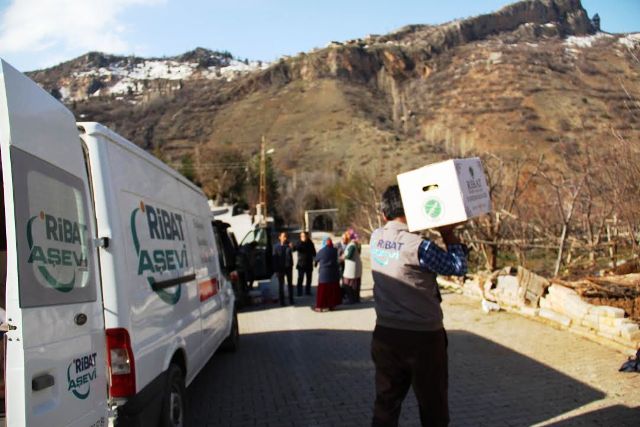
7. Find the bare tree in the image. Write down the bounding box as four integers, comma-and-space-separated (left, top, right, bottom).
331, 170, 387, 239
575, 150, 615, 267
467, 154, 543, 271
539, 167, 586, 276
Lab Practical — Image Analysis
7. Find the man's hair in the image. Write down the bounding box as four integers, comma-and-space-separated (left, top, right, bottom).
380, 185, 405, 220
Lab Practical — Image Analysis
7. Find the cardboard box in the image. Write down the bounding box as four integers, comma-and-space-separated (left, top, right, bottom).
397, 157, 491, 231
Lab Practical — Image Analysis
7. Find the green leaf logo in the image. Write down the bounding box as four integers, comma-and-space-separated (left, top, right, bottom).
67, 362, 91, 399
26, 215, 78, 292
131, 205, 182, 305
424, 198, 443, 220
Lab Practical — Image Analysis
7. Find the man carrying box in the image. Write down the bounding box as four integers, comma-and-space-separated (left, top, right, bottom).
370, 185, 468, 427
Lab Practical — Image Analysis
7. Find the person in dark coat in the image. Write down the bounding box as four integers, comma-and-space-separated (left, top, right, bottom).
313, 237, 341, 312
273, 232, 294, 306
293, 231, 316, 296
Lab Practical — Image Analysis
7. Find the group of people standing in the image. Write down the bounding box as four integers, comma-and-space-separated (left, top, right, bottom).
271, 229, 363, 311
272, 230, 315, 306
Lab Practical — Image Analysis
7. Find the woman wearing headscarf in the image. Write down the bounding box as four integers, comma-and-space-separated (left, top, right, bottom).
313, 237, 341, 312
340, 229, 362, 304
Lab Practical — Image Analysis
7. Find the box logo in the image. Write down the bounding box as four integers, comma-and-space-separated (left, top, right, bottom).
465, 166, 484, 192
67, 352, 98, 400
130, 201, 189, 305
423, 198, 443, 221
26, 211, 89, 292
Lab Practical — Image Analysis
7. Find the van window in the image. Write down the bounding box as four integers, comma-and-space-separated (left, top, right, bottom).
11, 147, 96, 307
212, 225, 236, 274
240, 227, 268, 247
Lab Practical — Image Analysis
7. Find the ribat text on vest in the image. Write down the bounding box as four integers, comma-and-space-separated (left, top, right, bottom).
376, 239, 405, 251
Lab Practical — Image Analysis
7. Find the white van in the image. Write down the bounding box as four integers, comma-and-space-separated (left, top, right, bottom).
0, 59, 238, 426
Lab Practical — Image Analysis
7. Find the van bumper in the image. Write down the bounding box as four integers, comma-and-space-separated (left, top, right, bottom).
113, 370, 168, 427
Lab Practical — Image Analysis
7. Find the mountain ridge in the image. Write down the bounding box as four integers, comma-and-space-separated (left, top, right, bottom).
27, 47, 268, 102
27, 0, 640, 210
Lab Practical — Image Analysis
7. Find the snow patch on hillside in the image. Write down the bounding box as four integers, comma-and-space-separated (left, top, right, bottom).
67, 57, 269, 98
206, 59, 269, 81
619, 33, 640, 49
128, 60, 195, 80
565, 33, 612, 49
59, 86, 70, 100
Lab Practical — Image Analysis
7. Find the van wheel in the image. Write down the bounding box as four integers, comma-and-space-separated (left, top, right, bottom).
221, 311, 239, 352
161, 364, 186, 427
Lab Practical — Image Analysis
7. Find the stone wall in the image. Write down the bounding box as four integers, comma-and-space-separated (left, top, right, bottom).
460, 267, 640, 355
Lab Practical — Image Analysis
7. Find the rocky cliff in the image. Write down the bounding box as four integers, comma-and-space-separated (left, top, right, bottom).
29, 0, 640, 188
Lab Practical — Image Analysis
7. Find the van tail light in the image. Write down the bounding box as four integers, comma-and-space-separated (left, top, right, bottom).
106, 328, 136, 398
230, 270, 239, 283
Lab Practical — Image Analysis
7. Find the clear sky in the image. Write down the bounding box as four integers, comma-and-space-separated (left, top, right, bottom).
0, 0, 638, 72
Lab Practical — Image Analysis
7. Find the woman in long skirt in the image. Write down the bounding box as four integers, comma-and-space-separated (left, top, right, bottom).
314, 237, 341, 312
341, 229, 362, 304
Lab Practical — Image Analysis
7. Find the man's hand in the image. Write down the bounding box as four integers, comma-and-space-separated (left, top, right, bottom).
435, 222, 465, 246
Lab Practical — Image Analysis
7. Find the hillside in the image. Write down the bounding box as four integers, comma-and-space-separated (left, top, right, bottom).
29, 0, 640, 200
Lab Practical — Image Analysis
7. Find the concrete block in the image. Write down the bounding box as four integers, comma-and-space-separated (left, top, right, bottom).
545, 298, 571, 317
560, 299, 590, 319
519, 306, 539, 317
581, 315, 598, 330
497, 275, 519, 289
495, 275, 520, 307
601, 331, 640, 351
546, 300, 563, 314
569, 324, 638, 354
598, 316, 616, 327
545, 292, 583, 310
618, 322, 640, 334
598, 323, 621, 337
591, 305, 625, 318
548, 284, 579, 299
539, 308, 571, 327
615, 337, 640, 350
543, 292, 560, 304
621, 328, 640, 341
517, 267, 549, 307
600, 316, 635, 328
614, 318, 636, 328
539, 297, 551, 310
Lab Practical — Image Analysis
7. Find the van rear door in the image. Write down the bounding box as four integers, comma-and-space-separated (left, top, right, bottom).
0, 60, 108, 426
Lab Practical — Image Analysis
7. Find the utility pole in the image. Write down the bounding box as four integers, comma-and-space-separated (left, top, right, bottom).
258, 135, 267, 225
